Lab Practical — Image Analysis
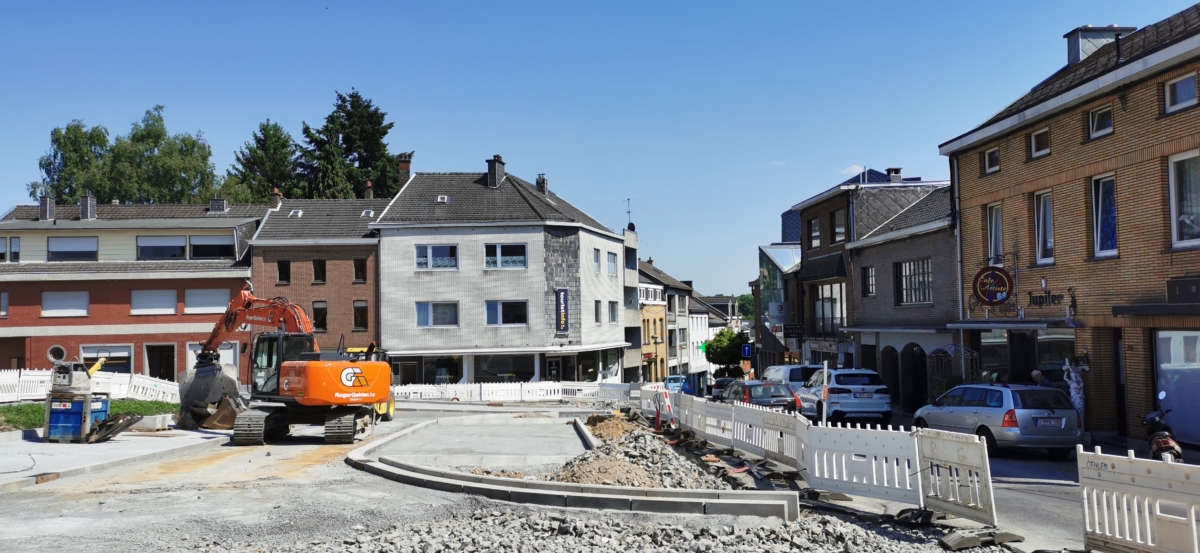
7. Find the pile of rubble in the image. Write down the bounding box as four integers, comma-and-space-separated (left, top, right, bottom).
546, 425, 729, 489
268, 509, 1007, 553
586, 414, 639, 440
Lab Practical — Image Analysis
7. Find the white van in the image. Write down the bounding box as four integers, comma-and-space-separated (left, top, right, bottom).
762, 365, 823, 393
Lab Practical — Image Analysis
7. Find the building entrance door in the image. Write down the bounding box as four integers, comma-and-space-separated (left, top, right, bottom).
145, 345, 176, 381
546, 358, 561, 381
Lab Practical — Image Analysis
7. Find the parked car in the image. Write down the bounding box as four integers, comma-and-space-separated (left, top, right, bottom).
714, 379, 801, 413
711, 377, 735, 399
762, 364, 823, 393
664, 375, 685, 393
913, 384, 1082, 458
796, 368, 892, 423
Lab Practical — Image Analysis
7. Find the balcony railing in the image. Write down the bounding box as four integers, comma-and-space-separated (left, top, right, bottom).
668, 346, 678, 359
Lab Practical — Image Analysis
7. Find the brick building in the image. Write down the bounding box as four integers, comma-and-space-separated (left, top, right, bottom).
0, 196, 259, 381
939, 6, 1200, 442
248, 193, 392, 351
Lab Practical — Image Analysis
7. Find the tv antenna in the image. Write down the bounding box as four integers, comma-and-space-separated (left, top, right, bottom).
625, 198, 634, 225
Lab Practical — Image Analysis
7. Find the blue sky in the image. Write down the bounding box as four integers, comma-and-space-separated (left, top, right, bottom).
0, 1, 1191, 294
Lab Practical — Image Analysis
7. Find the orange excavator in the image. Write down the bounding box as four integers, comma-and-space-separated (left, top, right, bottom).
178, 284, 394, 445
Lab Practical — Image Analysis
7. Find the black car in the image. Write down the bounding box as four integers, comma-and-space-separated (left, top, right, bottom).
714, 379, 802, 412
711, 377, 736, 399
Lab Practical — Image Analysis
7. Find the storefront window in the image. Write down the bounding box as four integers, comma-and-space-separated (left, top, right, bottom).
475, 355, 535, 383
1037, 329, 1075, 382
578, 351, 599, 382
423, 356, 462, 385
980, 329, 1010, 382
1156, 330, 1200, 446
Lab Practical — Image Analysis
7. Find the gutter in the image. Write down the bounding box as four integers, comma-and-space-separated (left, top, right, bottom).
844, 219, 952, 250
370, 220, 624, 240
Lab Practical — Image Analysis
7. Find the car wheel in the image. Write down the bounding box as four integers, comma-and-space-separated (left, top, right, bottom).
1046, 448, 1073, 460
913, 418, 928, 429
977, 427, 999, 457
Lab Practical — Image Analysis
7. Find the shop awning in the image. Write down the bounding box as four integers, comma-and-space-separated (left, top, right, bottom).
1112, 304, 1200, 316
841, 325, 947, 333
947, 318, 1080, 330
796, 252, 846, 282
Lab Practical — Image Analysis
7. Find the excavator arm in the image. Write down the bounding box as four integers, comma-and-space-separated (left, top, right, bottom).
199, 284, 318, 354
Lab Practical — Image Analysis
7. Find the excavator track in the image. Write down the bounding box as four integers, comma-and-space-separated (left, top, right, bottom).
233, 407, 289, 446
325, 407, 372, 444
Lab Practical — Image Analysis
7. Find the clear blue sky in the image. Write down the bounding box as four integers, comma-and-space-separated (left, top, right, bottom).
0, 1, 1191, 295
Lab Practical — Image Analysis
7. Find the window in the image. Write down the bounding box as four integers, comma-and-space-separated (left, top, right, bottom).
812, 283, 844, 334
312, 259, 326, 283
625, 247, 637, 269
593, 249, 601, 272
832, 209, 846, 243
0, 238, 7, 262
1031, 128, 1050, 157
594, 300, 602, 323
277, 260, 291, 284
861, 267, 875, 297
353, 301, 368, 330
1089, 107, 1113, 138
312, 301, 327, 332
984, 148, 1000, 173
1092, 175, 1118, 256
353, 258, 368, 282
130, 290, 177, 315
189, 235, 236, 259
808, 218, 820, 249
608, 301, 618, 324
987, 204, 1003, 265
485, 244, 526, 269
607, 252, 617, 275
1167, 74, 1198, 113
486, 300, 528, 326
184, 289, 230, 314
416, 302, 458, 327
136, 236, 186, 260
1035, 191, 1054, 263
415, 245, 457, 269
42, 291, 88, 317
1170, 151, 1200, 246
9, 238, 18, 262
895, 258, 933, 305
47, 237, 98, 262
0, 292, 7, 317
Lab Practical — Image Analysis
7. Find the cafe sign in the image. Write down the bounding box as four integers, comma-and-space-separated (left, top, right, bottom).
972, 266, 1013, 307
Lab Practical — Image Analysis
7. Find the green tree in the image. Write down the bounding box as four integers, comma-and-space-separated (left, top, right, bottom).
213, 171, 257, 204
332, 90, 403, 199
737, 294, 754, 318
26, 120, 111, 203
231, 120, 299, 201
299, 119, 354, 199
705, 328, 750, 368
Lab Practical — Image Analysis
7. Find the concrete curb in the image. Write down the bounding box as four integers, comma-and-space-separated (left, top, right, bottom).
0, 428, 43, 443
573, 418, 601, 450
0, 432, 230, 493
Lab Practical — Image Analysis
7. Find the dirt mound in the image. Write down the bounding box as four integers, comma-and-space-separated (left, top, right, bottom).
586, 415, 639, 440
470, 469, 528, 479
545, 456, 661, 488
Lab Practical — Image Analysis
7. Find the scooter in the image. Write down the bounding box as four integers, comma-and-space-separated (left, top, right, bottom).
1142, 391, 1184, 463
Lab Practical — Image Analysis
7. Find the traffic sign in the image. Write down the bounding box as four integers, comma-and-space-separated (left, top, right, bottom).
741, 344, 753, 358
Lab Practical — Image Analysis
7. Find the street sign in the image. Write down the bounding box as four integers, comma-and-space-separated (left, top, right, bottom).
783, 324, 803, 338
741, 344, 753, 358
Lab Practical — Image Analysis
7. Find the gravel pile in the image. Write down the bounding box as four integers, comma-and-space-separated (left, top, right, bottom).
547, 428, 729, 490
237, 509, 1006, 553
586, 415, 639, 440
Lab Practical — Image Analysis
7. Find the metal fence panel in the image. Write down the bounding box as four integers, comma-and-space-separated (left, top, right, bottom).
1077, 446, 1200, 553
916, 428, 997, 526
805, 422, 923, 505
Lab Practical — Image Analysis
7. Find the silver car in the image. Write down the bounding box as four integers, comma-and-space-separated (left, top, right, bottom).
913, 384, 1082, 458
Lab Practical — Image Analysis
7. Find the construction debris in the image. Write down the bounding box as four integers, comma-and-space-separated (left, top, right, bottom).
585, 414, 639, 440
545, 422, 730, 490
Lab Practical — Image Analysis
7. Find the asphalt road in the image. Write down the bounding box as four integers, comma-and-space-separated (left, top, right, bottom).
988, 449, 1083, 553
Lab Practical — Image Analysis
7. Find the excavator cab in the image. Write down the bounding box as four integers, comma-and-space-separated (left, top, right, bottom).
250, 332, 315, 397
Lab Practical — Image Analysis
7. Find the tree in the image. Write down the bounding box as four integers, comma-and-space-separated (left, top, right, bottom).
333, 90, 402, 198
705, 328, 750, 368
231, 119, 299, 201
26, 120, 111, 203
737, 294, 754, 318
299, 118, 354, 199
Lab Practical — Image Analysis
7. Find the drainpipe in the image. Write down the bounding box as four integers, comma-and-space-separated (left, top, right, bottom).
952, 155, 966, 380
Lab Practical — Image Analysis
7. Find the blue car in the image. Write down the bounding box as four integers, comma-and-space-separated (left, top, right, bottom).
664, 375, 685, 393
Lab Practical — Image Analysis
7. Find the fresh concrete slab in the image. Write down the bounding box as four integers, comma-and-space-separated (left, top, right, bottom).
373, 417, 587, 464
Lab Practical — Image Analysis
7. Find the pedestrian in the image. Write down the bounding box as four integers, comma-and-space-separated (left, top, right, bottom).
1031, 370, 1050, 387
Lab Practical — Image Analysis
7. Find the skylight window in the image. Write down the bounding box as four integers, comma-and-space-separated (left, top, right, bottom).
361, 210, 374, 218
436, 195, 450, 204
288, 209, 303, 218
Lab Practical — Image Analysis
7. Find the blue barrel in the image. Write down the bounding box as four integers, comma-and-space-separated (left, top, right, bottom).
45, 394, 109, 443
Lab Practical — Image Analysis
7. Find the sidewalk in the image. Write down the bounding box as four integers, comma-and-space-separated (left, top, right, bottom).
0, 428, 229, 492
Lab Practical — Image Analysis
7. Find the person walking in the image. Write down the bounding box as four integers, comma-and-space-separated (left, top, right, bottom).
1030, 370, 1050, 387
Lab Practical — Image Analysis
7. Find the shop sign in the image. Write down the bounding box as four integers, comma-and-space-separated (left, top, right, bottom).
783, 324, 803, 338
1027, 290, 1066, 308
972, 266, 1013, 307
554, 288, 569, 334
768, 302, 791, 325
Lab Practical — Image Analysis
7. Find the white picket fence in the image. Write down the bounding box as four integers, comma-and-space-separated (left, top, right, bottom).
641, 382, 999, 526
391, 381, 577, 403
1077, 446, 1200, 553
0, 369, 179, 404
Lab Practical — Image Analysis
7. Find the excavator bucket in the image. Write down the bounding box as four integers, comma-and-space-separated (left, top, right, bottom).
177, 362, 243, 429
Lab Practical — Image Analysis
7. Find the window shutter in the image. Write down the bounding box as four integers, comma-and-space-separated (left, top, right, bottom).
48, 237, 98, 251
188, 235, 235, 245
136, 236, 186, 246
131, 290, 177, 315
184, 289, 230, 314
42, 291, 89, 317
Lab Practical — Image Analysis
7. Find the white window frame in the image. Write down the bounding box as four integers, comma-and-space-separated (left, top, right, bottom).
1089, 106, 1113, 139
485, 300, 529, 326
862, 267, 875, 297
984, 148, 1000, 173
594, 300, 602, 323
130, 289, 178, 315
184, 288, 231, 314
1168, 149, 1200, 248
607, 252, 617, 276
1031, 128, 1050, 158
608, 301, 618, 324
415, 244, 458, 271
136, 235, 187, 261
895, 258, 933, 305
1092, 173, 1118, 257
42, 291, 89, 317
986, 203, 1003, 266
593, 249, 601, 273
188, 235, 236, 260
0, 292, 7, 317
484, 243, 528, 270
415, 301, 459, 328
47, 236, 99, 262
1034, 190, 1054, 264
1166, 74, 1198, 114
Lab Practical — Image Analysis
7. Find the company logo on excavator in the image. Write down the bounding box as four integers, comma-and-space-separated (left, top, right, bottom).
340, 367, 368, 387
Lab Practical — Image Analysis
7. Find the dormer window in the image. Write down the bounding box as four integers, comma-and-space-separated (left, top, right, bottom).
436, 195, 450, 204
288, 209, 303, 218
361, 210, 374, 218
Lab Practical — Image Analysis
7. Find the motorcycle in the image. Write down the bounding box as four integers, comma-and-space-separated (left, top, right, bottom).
1142, 391, 1184, 463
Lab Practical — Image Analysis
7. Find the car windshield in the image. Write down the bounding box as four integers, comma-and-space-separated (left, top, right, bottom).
1014, 389, 1073, 410
835, 373, 883, 386
750, 384, 793, 398
665, 376, 683, 383
714, 378, 734, 387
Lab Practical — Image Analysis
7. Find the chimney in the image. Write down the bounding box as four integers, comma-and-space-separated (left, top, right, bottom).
681, 280, 693, 289
646, 257, 654, 265
397, 151, 414, 184
486, 155, 505, 188
536, 173, 548, 194
209, 197, 229, 213
38, 195, 54, 221
365, 181, 374, 200
886, 167, 903, 183
1064, 25, 1136, 65
80, 193, 97, 220
270, 188, 283, 209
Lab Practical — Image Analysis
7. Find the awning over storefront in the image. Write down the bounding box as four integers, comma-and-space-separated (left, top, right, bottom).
1112, 304, 1200, 316
841, 325, 948, 333
796, 252, 846, 282
947, 319, 1080, 330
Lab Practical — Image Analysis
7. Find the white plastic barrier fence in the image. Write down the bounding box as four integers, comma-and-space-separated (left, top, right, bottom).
18, 370, 52, 400
127, 374, 180, 403
598, 383, 633, 401
761, 408, 809, 470
915, 428, 997, 527
108, 373, 132, 399
0, 369, 19, 403
91, 371, 114, 396
561, 382, 599, 398
1077, 446, 1200, 553
390, 381, 600, 403
701, 400, 734, 447
728, 400, 768, 459
807, 422, 923, 505
522, 382, 562, 401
